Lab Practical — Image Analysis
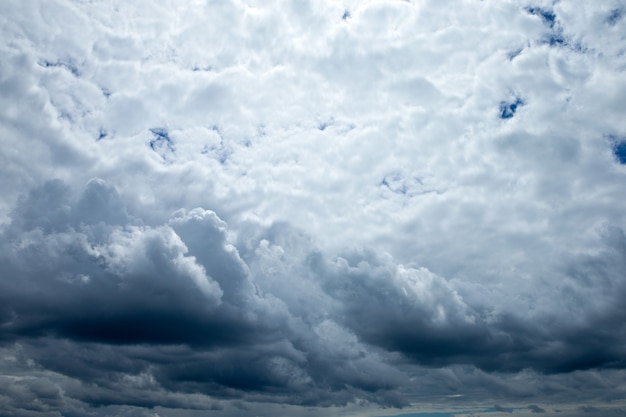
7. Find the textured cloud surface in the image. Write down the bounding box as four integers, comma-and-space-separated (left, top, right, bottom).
2, 1, 626, 416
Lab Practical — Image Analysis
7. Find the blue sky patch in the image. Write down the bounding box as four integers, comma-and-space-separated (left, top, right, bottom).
613, 141, 626, 164
318, 117, 335, 131
500, 97, 525, 119
97, 129, 108, 141
149, 128, 175, 161
381, 173, 408, 195
38, 59, 80, 76
526, 7, 556, 28
547, 34, 566, 47
508, 48, 523, 60
607, 9, 623, 25
200, 125, 231, 164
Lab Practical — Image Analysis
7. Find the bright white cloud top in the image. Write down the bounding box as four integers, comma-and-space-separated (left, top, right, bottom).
1, 1, 626, 417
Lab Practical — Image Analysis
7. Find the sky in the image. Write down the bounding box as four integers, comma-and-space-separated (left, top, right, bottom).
1, 0, 626, 416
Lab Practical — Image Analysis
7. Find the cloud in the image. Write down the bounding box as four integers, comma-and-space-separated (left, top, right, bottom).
0, 179, 414, 412
2, 178, 626, 416
2, 0, 626, 416
494, 404, 513, 413
0, 181, 226, 345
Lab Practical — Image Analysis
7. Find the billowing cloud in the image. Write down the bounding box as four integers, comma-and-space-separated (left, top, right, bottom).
2, 0, 626, 416
2, 177, 626, 416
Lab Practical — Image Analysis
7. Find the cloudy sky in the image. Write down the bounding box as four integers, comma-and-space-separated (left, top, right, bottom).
1, 0, 626, 416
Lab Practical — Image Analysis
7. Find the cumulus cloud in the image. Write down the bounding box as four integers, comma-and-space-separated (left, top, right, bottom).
0, 179, 414, 412
2, 0, 626, 416
2, 177, 626, 416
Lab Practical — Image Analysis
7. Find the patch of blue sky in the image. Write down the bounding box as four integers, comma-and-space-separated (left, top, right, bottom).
149, 128, 175, 162
318, 117, 335, 131
38, 59, 80, 76
547, 34, 566, 47
613, 141, 626, 164
381, 173, 408, 195
201, 142, 230, 164
97, 129, 107, 141
508, 48, 523, 60
499, 97, 524, 119
526, 7, 556, 28
607, 9, 623, 25
606, 135, 626, 165
149, 127, 172, 148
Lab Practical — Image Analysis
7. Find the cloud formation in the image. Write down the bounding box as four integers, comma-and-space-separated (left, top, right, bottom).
2, 1, 626, 416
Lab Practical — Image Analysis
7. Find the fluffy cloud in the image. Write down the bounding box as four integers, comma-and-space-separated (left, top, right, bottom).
2, 177, 626, 416
0, 179, 412, 412
2, 0, 626, 416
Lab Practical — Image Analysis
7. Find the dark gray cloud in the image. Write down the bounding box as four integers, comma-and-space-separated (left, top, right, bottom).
494, 404, 513, 413
0, 179, 411, 412
2, 178, 626, 417
305, 241, 626, 375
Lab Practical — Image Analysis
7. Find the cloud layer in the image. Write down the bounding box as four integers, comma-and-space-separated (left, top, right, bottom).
2, 0, 626, 416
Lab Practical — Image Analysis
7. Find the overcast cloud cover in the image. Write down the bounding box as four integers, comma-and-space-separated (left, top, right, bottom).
1, 0, 626, 416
